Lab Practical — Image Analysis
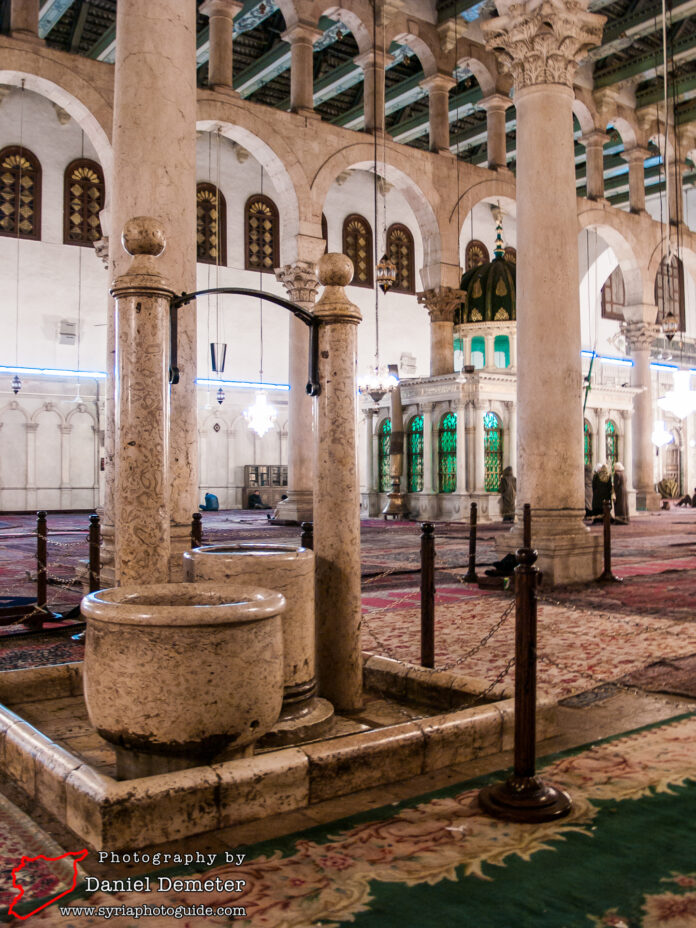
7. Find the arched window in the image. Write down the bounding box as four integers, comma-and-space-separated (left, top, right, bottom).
484, 411, 503, 492
64, 159, 104, 246
407, 415, 424, 492
465, 240, 489, 271
601, 265, 625, 321
655, 254, 685, 332
0, 146, 41, 240
504, 246, 516, 264
493, 335, 510, 368
605, 419, 618, 470
342, 214, 373, 287
378, 418, 391, 492
321, 213, 328, 254
471, 335, 485, 369
387, 223, 415, 294
245, 193, 279, 273
438, 412, 457, 493
584, 420, 593, 468
197, 182, 227, 265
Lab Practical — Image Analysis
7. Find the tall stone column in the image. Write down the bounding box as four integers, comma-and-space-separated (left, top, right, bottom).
669, 160, 687, 225
483, 0, 605, 583
503, 400, 514, 468
595, 409, 607, 467
420, 73, 455, 153
623, 318, 661, 510
60, 424, 72, 509
422, 403, 434, 493
10, 0, 42, 42
621, 146, 650, 214
417, 287, 464, 376
282, 22, 322, 116
25, 421, 38, 511
474, 403, 486, 492
355, 48, 393, 133
275, 260, 320, 524
484, 332, 495, 369
201, 0, 243, 94
581, 130, 609, 200
364, 408, 375, 493
314, 254, 363, 712
480, 93, 511, 170
621, 408, 633, 490
110, 0, 198, 580
112, 219, 172, 585
456, 400, 467, 493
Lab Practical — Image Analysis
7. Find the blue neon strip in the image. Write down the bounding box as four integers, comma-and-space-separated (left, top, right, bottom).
0, 366, 106, 378
196, 378, 290, 391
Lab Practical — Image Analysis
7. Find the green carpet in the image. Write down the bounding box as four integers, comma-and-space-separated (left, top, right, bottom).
7, 715, 696, 926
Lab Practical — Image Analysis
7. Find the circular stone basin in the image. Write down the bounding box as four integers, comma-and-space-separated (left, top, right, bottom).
82, 582, 285, 762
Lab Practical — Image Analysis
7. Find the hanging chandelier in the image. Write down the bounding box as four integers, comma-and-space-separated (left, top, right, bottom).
357, 366, 399, 404
243, 391, 277, 437
216, 386, 225, 405
11, 374, 21, 395
652, 419, 675, 447
661, 310, 679, 343
376, 253, 397, 293
657, 369, 696, 419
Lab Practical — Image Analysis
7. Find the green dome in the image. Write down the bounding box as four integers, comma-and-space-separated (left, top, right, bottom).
456, 228, 516, 325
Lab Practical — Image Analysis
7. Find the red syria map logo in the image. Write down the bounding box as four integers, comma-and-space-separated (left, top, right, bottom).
8, 849, 88, 919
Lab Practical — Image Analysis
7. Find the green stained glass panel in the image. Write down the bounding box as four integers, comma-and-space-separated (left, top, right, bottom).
407, 415, 424, 492
605, 420, 618, 469
379, 418, 392, 492
484, 412, 502, 492
438, 412, 457, 493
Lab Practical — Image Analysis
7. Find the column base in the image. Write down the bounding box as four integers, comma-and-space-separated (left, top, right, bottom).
635, 490, 661, 511
495, 511, 602, 585
169, 522, 194, 581
209, 84, 240, 98
292, 106, 322, 120
269, 489, 313, 525
11, 31, 45, 46
259, 697, 334, 748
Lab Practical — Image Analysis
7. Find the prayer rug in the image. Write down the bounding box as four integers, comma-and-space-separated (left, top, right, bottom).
549, 568, 696, 620
0, 636, 83, 671
622, 653, 696, 699
13, 714, 696, 926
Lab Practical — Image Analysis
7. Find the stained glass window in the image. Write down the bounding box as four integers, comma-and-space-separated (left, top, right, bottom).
387, 223, 414, 294
64, 159, 104, 246
465, 240, 489, 270
584, 420, 593, 468
471, 335, 485, 369
605, 419, 618, 470
245, 194, 279, 273
493, 335, 510, 368
601, 265, 625, 321
343, 214, 373, 287
655, 255, 685, 332
438, 412, 457, 493
197, 182, 227, 265
407, 415, 424, 492
379, 418, 391, 492
0, 146, 41, 240
484, 411, 503, 492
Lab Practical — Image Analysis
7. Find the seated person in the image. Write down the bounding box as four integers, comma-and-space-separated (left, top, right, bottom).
199, 492, 219, 511
248, 490, 271, 510
676, 491, 694, 507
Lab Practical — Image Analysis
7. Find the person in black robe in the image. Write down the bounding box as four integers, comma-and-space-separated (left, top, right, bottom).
613, 462, 629, 523
592, 464, 613, 521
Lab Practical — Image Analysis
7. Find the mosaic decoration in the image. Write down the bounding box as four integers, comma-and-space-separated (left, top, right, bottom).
343, 214, 373, 287
584, 419, 593, 468
605, 419, 618, 470
0, 146, 40, 240
438, 412, 456, 493
379, 418, 392, 492
245, 194, 279, 273
64, 160, 104, 246
387, 223, 415, 294
407, 415, 424, 492
484, 411, 502, 492
197, 183, 226, 265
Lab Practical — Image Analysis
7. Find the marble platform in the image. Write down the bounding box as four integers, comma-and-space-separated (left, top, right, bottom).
0, 660, 558, 850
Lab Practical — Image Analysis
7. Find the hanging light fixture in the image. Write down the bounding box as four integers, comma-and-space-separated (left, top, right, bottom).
357, 366, 399, 404
12, 81, 26, 396
210, 128, 227, 375
210, 342, 226, 373
216, 386, 225, 405
652, 419, 675, 447
11, 374, 21, 395
661, 309, 679, 342
657, 369, 696, 419
376, 251, 397, 293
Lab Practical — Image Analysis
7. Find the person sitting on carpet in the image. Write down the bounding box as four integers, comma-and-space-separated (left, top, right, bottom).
676, 488, 696, 507
499, 466, 516, 523
592, 463, 613, 522
613, 462, 629, 524
248, 491, 271, 510
199, 492, 219, 512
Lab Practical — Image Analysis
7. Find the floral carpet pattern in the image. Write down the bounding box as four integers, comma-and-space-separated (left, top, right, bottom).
14, 714, 696, 926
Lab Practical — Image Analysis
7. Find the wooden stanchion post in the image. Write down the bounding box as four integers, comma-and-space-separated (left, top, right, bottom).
478, 503, 573, 822
36, 510, 48, 610
191, 512, 202, 549
300, 521, 314, 551
598, 499, 622, 583
464, 501, 478, 583
88, 514, 101, 593
420, 522, 435, 668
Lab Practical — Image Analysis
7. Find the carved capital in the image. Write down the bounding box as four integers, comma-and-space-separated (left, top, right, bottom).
482, 0, 605, 91
417, 287, 465, 323
93, 236, 109, 269
621, 321, 660, 352
275, 261, 319, 306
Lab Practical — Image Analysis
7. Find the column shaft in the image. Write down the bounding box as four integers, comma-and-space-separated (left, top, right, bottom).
420, 74, 455, 153
422, 405, 434, 493
201, 0, 242, 91
621, 147, 649, 213
283, 25, 321, 114
582, 132, 608, 200
11, 0, 40, 38
355, 49, 392, 133
480, 95, 510, 169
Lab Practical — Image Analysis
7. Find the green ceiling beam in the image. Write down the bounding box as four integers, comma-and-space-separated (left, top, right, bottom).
591, 0, 696, 63
38, 0, 75, 37
594, 31, 696, 88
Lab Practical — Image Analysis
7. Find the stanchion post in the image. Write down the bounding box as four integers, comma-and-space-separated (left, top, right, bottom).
478, 503, 573, 822
191, 512, 202, 549
36, 510, 48, 610
598, 499, 622, 583
420, 522, 435, 668
464, 501, 478, 583
88, 514, 101, 593
300, 521, 314, 550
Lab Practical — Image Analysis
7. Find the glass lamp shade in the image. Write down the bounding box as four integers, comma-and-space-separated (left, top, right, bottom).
662, 311, 679, 342
657, 370, 696, 420
651, 420, 675, 447
11, 374, 21, 395
243, 392, 277, 437
376, 254, 397, 293
216, 386, 225, 405
210, 342, 227, 373
357, 366, 399, 403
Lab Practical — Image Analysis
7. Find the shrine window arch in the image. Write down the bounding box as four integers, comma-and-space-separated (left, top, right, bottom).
407, 414, 424, 492
378, 417, 391, 492
0, 145, 41, 241
465, 239, 488, 270
64, 158, 104, 246
605, 419, 619, 470
438, 411, 457, 493
197, 182, 227, 266
342, 214, 373, 288
584, 419, 593, 467
387, 223, 415, 294
484, 411, 503, 492
245, 193, 279, 273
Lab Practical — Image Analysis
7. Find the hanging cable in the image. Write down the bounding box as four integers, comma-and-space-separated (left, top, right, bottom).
13, 81, 26, 390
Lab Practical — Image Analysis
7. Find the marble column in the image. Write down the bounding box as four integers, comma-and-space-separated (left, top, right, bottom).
621, 408, 634, 490
581, 131, 609, 200
465, 401, 475, 492
282, 22, 322, 116
480, 93, 511, 170
483, 0, 605, 583
364, 408, 375, 493
623, 318, 661, 510
595, 410, 606, 467
110, 0, 198, 580
10, 0, 42, 42
669, 160, 687, 226
422, 403, 434, 493
200, 0, 243, 94
355, 48, 393, 133
60, 424, 72, 509
313, 254, 363, 712
484, 332, 495, 369
25, 422, 38, 511
420, 73, 456, 153
509, 332, 517, 368
474, 403, 486, 492
455, 400, 466, 493
620, 146, 650, 214
417, 287, 464, 376
274, 260, 321, 523
503, 400, 514, 469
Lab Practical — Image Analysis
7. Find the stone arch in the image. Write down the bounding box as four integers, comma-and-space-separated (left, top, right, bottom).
572, 94, 597, 137
450, 176, 517, 236
454, 42, 499, 97
30, 403, 64, 426
66, 404, 97, 428
310, 141, 442, 287
386, 15, 443, 77
607, 114, 638, 151
307, 0, 373, 52
645, 238, 695, 295
577, 207, 647, 307
197, 98, 311, 264
0, 400, 28, 421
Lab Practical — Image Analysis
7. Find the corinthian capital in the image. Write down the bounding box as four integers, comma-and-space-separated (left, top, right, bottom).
482, 0, 606, 91
621, 322, 659, 352
275, 261, 320, 306
417, 287, 465, 323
